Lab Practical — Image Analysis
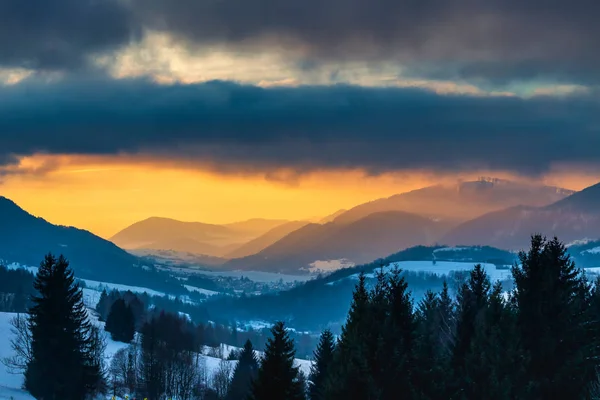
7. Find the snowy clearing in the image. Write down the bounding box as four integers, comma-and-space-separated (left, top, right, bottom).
432, 247, 473, 253
307, 259, 355, 273
81, 279, 165, 297
583, 246, 600, 254
369, 261, 512, 282
183, 285, 220, 296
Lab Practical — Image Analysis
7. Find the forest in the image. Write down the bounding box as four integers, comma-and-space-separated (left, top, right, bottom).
5, 234, 600, 399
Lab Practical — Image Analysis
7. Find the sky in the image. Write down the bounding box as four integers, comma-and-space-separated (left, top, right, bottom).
2, 0, 600, 237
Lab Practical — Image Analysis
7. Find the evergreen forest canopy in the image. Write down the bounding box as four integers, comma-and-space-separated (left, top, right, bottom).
6, 234, 600, 399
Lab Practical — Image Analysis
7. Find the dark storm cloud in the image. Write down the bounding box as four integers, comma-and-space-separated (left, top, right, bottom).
0, 0, 137, 69
1, 78, 600, 175
3, 0, 600, 85
132, 0, 600, 84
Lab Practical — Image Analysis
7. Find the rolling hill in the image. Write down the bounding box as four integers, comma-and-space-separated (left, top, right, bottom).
222, 210, 454, 273
443, 181, 600, 250
110, 217, 290, 257
225, 220, 310, 259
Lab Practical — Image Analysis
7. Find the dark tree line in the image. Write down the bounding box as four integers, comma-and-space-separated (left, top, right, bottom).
303, 235, 600, 400
11, 234, 600, 400
0, 264, 36, 312
95, 286, 320, 358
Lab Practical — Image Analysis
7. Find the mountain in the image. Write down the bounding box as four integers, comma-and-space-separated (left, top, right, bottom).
222, 218, 290, 236
443, 181, 600, 250
318, 209, 347, 224
110, 217, 290, 257
333, 178, 574, 225
225, 221, 310, 258
222, 211, 454, 273
0, 197, 144, 282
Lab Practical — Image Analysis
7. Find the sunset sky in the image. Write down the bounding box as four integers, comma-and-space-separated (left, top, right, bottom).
2, 0, 600, 237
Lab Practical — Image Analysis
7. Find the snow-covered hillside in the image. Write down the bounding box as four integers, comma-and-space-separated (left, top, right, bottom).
0, 310, 312, 400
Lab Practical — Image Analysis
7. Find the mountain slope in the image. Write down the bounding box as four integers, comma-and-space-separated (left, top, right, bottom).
110, 217, 232, 248
443, 182, 600, 250
318, 209, 347, 224
334, 178, 574, 225
225, 221, 310, 258
222, 218, 289, 236
0, 197, 141, 282
223, 211, 454, 273
110, 217, 289, 256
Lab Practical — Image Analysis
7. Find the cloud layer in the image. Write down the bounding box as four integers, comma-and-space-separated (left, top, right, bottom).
2, 0, 600, 86
0, 0, 136, 70
135, 0, 600, 83
1, 78, 600, 176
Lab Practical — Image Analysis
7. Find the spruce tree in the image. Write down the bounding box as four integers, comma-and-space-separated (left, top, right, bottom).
414, 290, 446, 399
308, 329, 336, 400
226, 339, 259, 400
450, 264, 491, 397
25, 254, 103, 399
324, 273, 374, 400
512, 235, 597, 399
96, 289, 109, 321
105, 298, 136, 343
250, 321, 305, 400
379, 268, 416, 399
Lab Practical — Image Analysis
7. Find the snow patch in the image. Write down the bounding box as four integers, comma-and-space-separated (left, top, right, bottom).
582, 246, 600, 255
308, 259, 355, 273
432, 247, 472, 253
184, 285, 220, 296
567, 238, 596, 247
81, 279, 165, 297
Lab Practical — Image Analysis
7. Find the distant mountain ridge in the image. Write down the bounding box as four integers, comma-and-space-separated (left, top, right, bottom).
110, 217, 292, 257
443, 181, 600, 250
333, 178, 574, 225
222, 210, 455, 273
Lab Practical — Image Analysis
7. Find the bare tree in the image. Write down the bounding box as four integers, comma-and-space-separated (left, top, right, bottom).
207, 345, 225, 359
1, 314, 32, 375
109, 348, 128, 397
194, 356, 209, 400
212, 359, 233, 399
86, 324, 109, 397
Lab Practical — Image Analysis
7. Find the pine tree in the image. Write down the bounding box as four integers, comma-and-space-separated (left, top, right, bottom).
140, 316, 166, 400
250, 321, 305, 400
96, 289, 109, 321
308, 329, 335, 400
105, 298, 136, 343
450, 264, 491, 397
379, 268, 416, 399
25, 254, 103, 399
437, 280, 455, 358
324, 273, 374, 400
414, 290, 445, 399
512, 235, 597, 398
226, 339, 259, 400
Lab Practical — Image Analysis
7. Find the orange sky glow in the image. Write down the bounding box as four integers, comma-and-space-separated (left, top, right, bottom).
1, 155, 599, 239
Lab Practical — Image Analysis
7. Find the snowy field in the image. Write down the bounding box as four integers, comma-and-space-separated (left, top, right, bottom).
583, 246, 600, 255
307, 259, 355, 273
329, 261, 513, 285
0, 310, 312, 400
184, 285, 220, 296
81, 279, 165, 297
